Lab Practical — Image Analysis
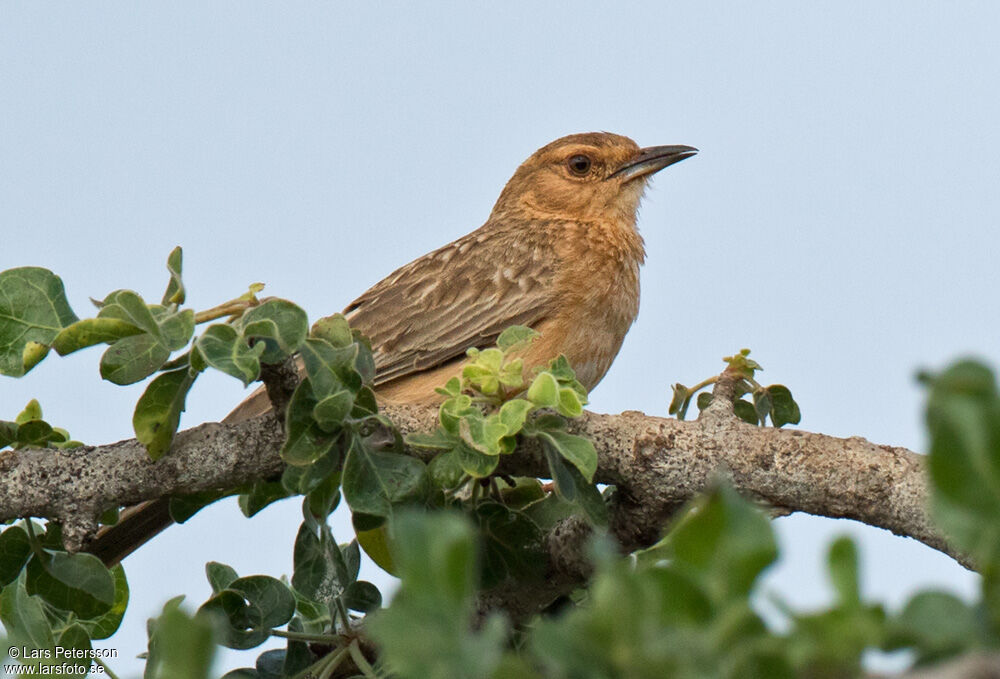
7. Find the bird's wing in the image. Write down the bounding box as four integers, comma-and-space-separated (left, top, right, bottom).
344, 225, 556, 386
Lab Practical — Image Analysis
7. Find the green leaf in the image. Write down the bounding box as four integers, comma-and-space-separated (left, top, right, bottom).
557, 387, 584, 417
527, 372, 559, 408
16, 419, 54, 447
542, 443, 577, 503
724, 348, 762, 379
196, 591, 262, 651
239, 299, 309, 364
343, 538, 361, 582
206, 562, 239, 594
310, 313, 354, 348
146, 598, 218, 679
827, 536, 860, 607
0, 419, 17, 447
201, 576, 296, 650
162, 246, 186, 305
475, 502, 545, 588
463, 363, 500, 395
0, 267, 78, 376
229, 575, 296, 630
0, 525, 32, 586
312, 390, 354, 431
305, 470, 342, 521
531, 544, 723, 679
496, 325, 539, 353
498, 358, 526, 389
0, 573, 54, 653
54, 623, 93, 675
159, 308, 196, 350
752, 387, 773, 426
546, 354, 581, 385
348, 387, 376, 423
652, 484, 777, 602
291, 524, 345, 601
924, 360, 1000, 566
767, 384, 801, 427
98, 289, 162, 338
292, 523, 335, 599
357, 522, 396, 575
219, 669, 258, 679
439, 393, 475, 435
16, 398, 43, 423
281, 381, 338, 466
436, 376, 462, 398
353, 335, 377, 385
407, 428, 458, 451
25, 551, 116, 619
100, 333, 171, 385
343, 580, 382, 612
367, 512, 506, 679
519, 494, 576, 533
195, 324, 262, 385
21, 341, 50, 374
299, 337, 361, 398
734, 398, 759, 425
696, 391, 714, 411
886, 590, 982, 663
458, 412, 508, 456
343, 438, 426, 517
52, 317, 143, 355
427, 450, 465, 490
498, 399, 533, 434
541, 445, 607, 525
281, 442, 341, 496
133, 367, 197, 460
538, 430, 597, 482
289, 588, 331, 634
492, 654, 545, 679
456, 440, 500, 478
498, 477, 546, 508
78, 564, 129, 640
476, 348, 504, 373
238, 480, 294, 518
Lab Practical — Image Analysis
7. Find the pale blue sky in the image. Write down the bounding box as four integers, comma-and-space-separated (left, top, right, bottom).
2, 3, 998, 676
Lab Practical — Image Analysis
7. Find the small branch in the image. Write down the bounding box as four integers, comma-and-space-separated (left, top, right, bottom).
271, 629, 341, 644
193, 299, 256, 324
698, 363, 743, 422
259, 355, 300, 421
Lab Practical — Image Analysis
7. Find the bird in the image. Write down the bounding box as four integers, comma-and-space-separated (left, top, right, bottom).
88, 132, 697, 566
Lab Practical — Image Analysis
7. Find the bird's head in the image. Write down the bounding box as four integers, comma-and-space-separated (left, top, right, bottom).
491, 132, 697, 223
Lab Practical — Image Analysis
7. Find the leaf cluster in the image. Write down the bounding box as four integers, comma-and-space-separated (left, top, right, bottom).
670, 349, 801, 427
0, 399, 83, 451
0, 521, 128, 676
409, 326, 604, 527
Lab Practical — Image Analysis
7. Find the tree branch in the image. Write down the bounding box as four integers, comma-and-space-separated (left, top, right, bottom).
0, 390, 963, 604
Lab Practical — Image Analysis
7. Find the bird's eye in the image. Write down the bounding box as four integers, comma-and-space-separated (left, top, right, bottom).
567, 154, 592, 176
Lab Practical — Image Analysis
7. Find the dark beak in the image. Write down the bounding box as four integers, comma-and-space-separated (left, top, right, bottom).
609, 145, 698, 182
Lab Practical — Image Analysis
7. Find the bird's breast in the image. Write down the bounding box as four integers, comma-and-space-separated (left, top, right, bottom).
527, 218, 645, 390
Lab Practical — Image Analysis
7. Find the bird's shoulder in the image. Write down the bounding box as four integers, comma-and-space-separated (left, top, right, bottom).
343, 220, 559, 385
